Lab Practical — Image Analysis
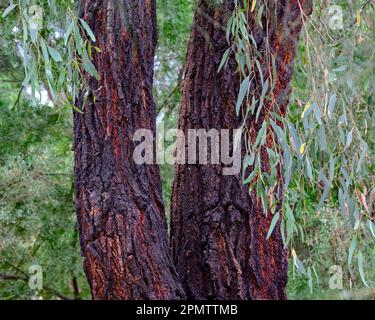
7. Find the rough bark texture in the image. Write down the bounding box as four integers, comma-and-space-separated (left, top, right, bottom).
74, 0, 185, 300
171, 0, 312, 300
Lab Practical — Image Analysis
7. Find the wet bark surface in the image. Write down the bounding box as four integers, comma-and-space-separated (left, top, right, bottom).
74, 0, 185, 300
171, 0, 313, 300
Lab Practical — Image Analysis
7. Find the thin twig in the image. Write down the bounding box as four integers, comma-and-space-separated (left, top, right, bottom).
13, 86, 24, 109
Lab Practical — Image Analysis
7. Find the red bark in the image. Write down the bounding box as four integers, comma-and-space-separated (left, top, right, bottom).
74, 0, 185, 300
171, 0, 313, 300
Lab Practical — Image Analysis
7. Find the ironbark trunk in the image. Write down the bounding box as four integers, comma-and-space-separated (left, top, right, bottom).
74, 0, 185, 300
171, 0, 313, 300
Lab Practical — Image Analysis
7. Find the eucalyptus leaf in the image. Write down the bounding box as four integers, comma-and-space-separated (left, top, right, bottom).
328, 94, 336, 119
80, 18, 96, 42
2, 4, 17, 18
357, 251, 368, 287
236, 76, 250, 116
48, 46, 62, 62
218, 48, 230, 73
267, 212, 280, 240
348, 237, 357, 271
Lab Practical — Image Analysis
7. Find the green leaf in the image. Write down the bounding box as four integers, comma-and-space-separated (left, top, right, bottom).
318, 126, 327, 151
57, 71, 66, 91
47, 75, 57, 102
243, 155, 259, 185
257, 179, 267, 215
236, 76, 250, 116
305, 156, 313, 181
243, 169, 257, 185
333, 65, 347, 72
30, 28, 38, 43
329, 156, 335, 182
267, 211, 280, 240
226, 16, 232, 43
72, 104, 84, 114
239, 17, 248, 39
357, 251, 368, 287
22, 58, 35, 87
256, 4, 264, 28
328, 94, 336, 119
82, 61, 99, 80
39, 38, 50, 63
292, 249, 306, 275
249, 34, 258, 50
242, 153, 255, 177
270, 118, 285, 144
345, 130, 353, 149
255, 59, 264, 85
284, 145, 292, 188
218, 48, 230, 73
64, 22, 74, 46
312, 102, 322, 125
254, 121, 267, 148
250, 96, 257, 115
368, 221, 375, 239
48, 46, 62, 62
80, 18, 96, 43
285, 220, 292, 246
2, 4, 17, 18
73, 22, 83, 54
285, 203, 295, 223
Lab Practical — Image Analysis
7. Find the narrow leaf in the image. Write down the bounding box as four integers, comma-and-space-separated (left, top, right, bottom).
357, 251, 368, 287
2, 4, 17, 18
218, 48, 230, 73
48, 46, 62, 62
345, 130, 353, 149
328, 94, 336, 119
267, 212, 280, 240
236, 76, 250, 116
80, 18, 96, 42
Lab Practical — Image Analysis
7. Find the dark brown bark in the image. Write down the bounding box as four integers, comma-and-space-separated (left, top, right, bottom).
171, 0, 312, 300
74, 0, 185, 300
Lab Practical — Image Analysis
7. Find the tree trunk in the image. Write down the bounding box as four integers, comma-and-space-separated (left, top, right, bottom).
74, 0, 184, 300
171, 0, 312, 300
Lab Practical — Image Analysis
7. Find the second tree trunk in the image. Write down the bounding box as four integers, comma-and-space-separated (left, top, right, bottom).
171, 0, 312, 300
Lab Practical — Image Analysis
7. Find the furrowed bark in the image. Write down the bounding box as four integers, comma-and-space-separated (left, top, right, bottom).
171, 0, 312, 300
74, 0, 185, 300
